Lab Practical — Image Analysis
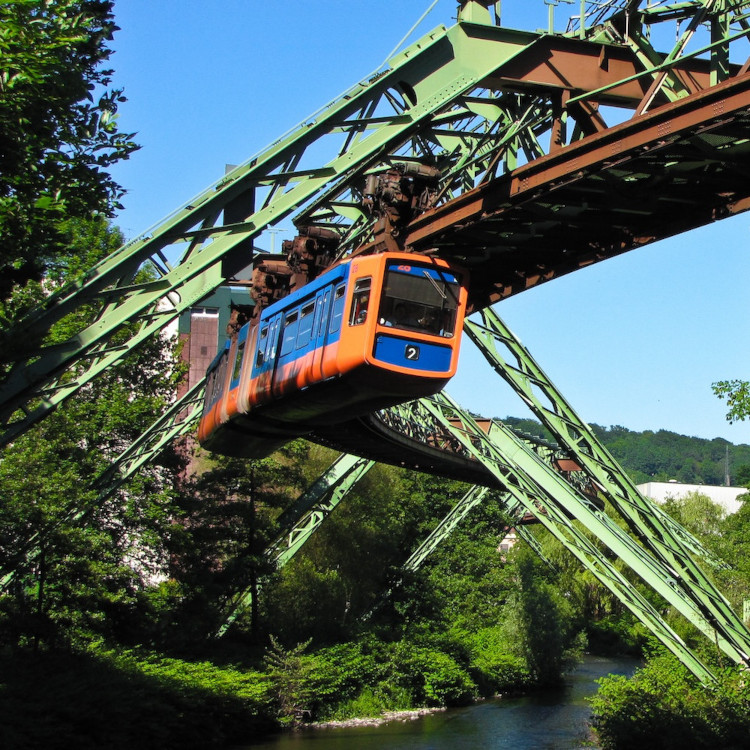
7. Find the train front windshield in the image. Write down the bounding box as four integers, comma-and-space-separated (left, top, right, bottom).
378, 262, 461, 337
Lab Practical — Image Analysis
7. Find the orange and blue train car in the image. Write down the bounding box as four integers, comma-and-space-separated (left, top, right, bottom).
198, 251, 469, 458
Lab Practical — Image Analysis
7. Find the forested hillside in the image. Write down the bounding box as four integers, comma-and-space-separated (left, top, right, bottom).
504, 417, 750, 486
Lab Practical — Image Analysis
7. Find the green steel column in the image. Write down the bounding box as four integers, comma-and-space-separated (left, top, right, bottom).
406, 393, 718, 682
463, 308, 750, 663
216, 453, 374, 636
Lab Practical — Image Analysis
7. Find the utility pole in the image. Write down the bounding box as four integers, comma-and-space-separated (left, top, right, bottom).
267, 228, 288, 254
725, 445, 731, 487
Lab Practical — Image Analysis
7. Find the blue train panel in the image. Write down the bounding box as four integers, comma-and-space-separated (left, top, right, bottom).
372, 333, 453, 372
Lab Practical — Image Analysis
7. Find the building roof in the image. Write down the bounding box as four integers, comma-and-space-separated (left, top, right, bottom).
637, 481, 748, 514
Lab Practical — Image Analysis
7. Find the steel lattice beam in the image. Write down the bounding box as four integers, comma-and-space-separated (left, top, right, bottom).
464, 312, 726, 567
405, 392, 721, 682
464, 307, 750, 653
216, 453, 374, 636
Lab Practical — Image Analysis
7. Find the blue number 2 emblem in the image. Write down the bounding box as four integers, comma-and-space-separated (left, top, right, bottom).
405, 345, 420, 361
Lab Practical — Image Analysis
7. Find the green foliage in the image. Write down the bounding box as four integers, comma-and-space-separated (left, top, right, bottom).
0, 0, 137, 304
299, 639, 383, 715
662, 490, 727, 538
507, 416, 750, 485
461, 626, 533, 692
263, 636, 316, 726
713, 379, 750, 425
502, 545, 581, 685
390, 642, 477, 706
0, 646, 275, 750
591, 651, 750, 750
0, 218, 183, 649
328, 684, 411, 719
166, 443, 309, 645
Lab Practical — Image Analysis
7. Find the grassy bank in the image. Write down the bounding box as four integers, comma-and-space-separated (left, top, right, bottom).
590, 651, 750, 750
0, 626, 581, 749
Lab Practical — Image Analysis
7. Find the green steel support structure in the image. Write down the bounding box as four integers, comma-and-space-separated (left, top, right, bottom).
0, 0, 748, 681
4, 1, 750, 448
216, 453, 374, 636
395, 394, 721, 683
402, 486, 490, 575
464, 317, 727, 572
464, 308, 750, 658
89, 379, 205, 499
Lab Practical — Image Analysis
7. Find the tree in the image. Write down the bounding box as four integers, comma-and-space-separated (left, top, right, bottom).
712, 380, 750, 425
166, 442, 310, 645
662, 491, 726, 538
0, 219, 183, 649
0, 0, 137, 305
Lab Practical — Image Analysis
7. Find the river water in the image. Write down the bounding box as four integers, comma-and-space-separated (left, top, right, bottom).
246, 655, 639, 749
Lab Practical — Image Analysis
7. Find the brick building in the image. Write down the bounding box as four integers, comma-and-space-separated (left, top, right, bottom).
178, 276, 253, 392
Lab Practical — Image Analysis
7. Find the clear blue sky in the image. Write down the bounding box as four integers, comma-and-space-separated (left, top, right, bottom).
108, 1, 750, 445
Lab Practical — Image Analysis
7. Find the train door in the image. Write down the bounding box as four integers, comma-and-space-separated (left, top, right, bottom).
273, 308, 302, 397
318, 281, 347, 379
223, 323, 249, 419
252, 314, 281, 404
310, 287, 331, 381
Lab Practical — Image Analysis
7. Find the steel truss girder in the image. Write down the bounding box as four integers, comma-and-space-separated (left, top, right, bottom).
0, 16, 548, 443
3, 2, 749, 447
216, 453, 374, 636
464, 312, 724, 568
464, 307, 750, 658
400, 485, 552, 575
402, 392, 721, 682
406, 68, 750, 312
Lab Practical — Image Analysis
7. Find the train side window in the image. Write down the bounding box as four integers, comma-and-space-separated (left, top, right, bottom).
204, 348, 228, 410
231, 341, 245, 383
202, 370, 216, 411
348, 278, 371, 326
296, 302, 315, 348
266, 318, 280, 363
280, 312, 299, 356
329, 284, 346, 334
256, 326, 268, 367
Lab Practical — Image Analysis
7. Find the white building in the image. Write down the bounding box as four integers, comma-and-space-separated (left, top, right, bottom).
637, 481, 748, 515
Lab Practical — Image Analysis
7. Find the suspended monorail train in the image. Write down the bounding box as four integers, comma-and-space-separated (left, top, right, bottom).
198, 252, 468, 458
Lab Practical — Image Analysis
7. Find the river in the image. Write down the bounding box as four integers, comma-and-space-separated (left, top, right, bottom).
245, 655, 639, 749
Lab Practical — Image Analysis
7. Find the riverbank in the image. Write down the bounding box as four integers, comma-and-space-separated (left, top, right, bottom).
246, 655, 640, 750
311, 706, 446, 729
